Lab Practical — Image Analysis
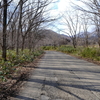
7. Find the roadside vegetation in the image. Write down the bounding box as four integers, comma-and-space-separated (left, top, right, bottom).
42, 45, 100, 63
0, 49, 44, 82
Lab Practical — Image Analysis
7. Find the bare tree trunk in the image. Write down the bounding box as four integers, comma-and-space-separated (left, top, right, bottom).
11, 30, 14, 50
16, 0, 23, 55
85, 35, 89, 47
28, 32, 32, 52
2, 0, 7, 61
21, 36, 25, 51
72, 38, 77, 48
97, 38, 100, 48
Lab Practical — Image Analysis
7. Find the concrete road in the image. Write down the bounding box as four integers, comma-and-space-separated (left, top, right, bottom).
11, 51, 100, 100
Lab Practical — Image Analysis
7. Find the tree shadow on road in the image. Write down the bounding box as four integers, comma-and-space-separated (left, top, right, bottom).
12, 95, 36, 100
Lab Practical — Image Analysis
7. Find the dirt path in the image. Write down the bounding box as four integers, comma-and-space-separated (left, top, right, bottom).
10, 51, 100, 100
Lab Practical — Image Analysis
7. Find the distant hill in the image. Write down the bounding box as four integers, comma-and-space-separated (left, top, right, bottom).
37, 29, 70, 46
78, 31, 97, 38
77, 30, 98, 45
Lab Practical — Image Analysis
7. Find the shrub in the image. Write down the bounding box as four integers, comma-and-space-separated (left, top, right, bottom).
80, 47, 100, 60
0, 60, 15, 81
42, 46, 57, 50
57, 45, 76, 53
0, 49, 44, 82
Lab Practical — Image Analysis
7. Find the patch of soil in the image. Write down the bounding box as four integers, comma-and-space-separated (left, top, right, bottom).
0, 54, 44, 100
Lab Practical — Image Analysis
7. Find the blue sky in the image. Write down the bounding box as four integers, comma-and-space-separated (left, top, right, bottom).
52, 4, 58, 9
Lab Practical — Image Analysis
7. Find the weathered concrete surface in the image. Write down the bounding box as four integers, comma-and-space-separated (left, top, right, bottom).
11, 51, 100, 100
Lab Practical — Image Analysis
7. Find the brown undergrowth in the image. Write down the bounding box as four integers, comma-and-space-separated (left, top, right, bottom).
0, 54, 44, 100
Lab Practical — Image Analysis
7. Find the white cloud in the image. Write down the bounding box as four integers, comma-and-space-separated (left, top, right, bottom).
58, 0, 71, 12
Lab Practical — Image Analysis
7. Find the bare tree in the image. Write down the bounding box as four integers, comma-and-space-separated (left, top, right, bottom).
93, 15, 100, 47
7, 11, 18, 50
1, 0, 20, 60
80, 12, 90, 47
70, 0, 100, 47
19, 0, 57, 51
16, 0, 24, 55
0, 0, 58, 60
62, 11, 81, 48
73, 0, 100, 16
2, 0, 7, 61
73, 0, 100, 47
